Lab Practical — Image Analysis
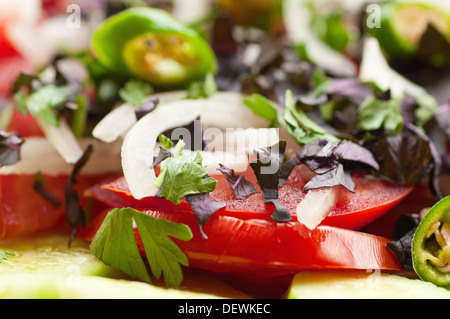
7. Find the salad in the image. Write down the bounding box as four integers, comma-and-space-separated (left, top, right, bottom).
0, 0, 450, 300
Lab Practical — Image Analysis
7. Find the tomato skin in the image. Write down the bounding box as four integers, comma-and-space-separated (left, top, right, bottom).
80, 206, 402, 278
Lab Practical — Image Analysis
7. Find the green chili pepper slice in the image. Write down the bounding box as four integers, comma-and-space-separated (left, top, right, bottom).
412, 195, 450, 288
367, 2, 450, 58
92, 7, 217, 87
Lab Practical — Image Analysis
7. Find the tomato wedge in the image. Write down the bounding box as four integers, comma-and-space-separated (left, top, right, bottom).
99, 165, 413, 230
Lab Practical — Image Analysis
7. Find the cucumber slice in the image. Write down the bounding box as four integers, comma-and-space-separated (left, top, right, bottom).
0, 274, 227, 299
0, 232, 121, 277
286, 271, 450, 299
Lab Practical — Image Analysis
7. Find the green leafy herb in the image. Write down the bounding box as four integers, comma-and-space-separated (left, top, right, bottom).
158, 133, 174, 150
357, 95, 403, 135
185, 73, 217, 99
16, 84, 74, 126
90, 207, 192, 288
243, 94, 280, 127
283, 90, 339, 146
119, 79, 153, 108
0, 249, 15, 263
157, 145, 217, 205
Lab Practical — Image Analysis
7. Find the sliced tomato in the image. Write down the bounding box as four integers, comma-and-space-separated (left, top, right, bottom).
0, 174, 112, 239
6, 109, 45, 137
100, 165, 413, 230
79, 204, 402, 280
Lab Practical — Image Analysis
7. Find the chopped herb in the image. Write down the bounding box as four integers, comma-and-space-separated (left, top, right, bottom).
119, 79, 153, 108
0, 131, 24, 167
135, 97, 159, 119
185, 192, 225, 239
90, 207, 192, 288
158, 151, 217, 205
153, 139, 222, 232
280, 139, 379, 193
0, 249, 15, 263
158, 133, 174, 150
283, 90, 339, 146
250, 140, 292, 222
186, 73, 217, 99
357, 94, 403, 136
243, 94, 280, 127
33, 171, 62, 208
65, 144, 94, 246
217, 164, 258, 200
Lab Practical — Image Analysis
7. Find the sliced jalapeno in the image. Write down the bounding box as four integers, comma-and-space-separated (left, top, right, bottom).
92, 7, 217, 87
367, 2, 450, 58
412, 195, 450, 288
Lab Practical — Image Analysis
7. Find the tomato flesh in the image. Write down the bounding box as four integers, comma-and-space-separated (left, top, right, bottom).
0, 174, 112, 239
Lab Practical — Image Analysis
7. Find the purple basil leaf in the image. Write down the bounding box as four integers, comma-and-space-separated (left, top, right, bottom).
324, 78, 374, 105
217, 164, 258, 200
185, 193, 226, 239
250, 141, 292, 222
135, 97, 159, 120
333, 140, 380, 170
303, 163, 355, 193
0, 131, 24, 167
152, 146, 173, 168
65, 144, 93, 245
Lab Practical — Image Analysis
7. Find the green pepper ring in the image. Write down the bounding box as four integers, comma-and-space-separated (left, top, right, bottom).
412, 195, 450, 288
91, 7, 217, 86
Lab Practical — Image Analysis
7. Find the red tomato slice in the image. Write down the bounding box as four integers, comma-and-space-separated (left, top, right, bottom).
100, 165, 413, 230
0, 174, 111, 239
6, 110, 45, 137
79, 206, 402, 279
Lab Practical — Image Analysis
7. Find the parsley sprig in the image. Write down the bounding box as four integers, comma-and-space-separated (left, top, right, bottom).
90, 207, 192, 288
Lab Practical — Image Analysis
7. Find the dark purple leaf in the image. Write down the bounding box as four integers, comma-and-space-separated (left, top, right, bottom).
217, 164, 258, 200
0, 131, 24, 167
333, 140, 380, 170
185, 193, 226, 239
303, 163, 355, 193
135, 97, 159, 120
324, 78, 374, 105
250, 141, 292, 222
65, 144, 93, 245
152, 146, 173, 168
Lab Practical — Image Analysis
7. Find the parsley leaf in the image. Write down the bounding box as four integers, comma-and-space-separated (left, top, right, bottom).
155, 140, 217, 205
119, 79, 153, 108
90, 207, 192, 288
18, 84, 74, 126
243, 94, 280, 127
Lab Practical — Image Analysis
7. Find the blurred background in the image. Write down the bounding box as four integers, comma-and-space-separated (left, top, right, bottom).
0, 0, 449, 102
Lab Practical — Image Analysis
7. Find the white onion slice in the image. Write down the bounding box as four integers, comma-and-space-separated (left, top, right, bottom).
359, 37, 426, 99
0, 137, 122, 176
296, 187, 339, 230
121, 91, 271, 199
35, 115, 83, 164
92, 104, 137, 143
92, 90, 188, 143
